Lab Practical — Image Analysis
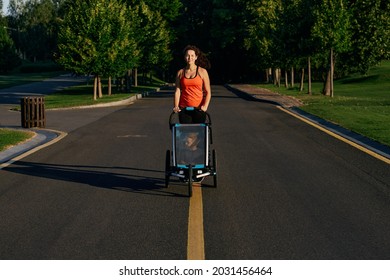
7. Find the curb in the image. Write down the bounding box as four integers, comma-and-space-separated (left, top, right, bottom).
0, 128, 66, 168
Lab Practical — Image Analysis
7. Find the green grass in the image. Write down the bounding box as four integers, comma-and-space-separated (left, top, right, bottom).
257, 60, 390, 146
44, 77, 165, 109
44, 85, 134, 109
0, 128, 34, 152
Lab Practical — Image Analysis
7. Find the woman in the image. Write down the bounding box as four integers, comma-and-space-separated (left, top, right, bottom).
173, 45, 211, 123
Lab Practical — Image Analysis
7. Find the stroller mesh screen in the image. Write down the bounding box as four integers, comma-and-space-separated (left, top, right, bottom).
175, 125, 206, 166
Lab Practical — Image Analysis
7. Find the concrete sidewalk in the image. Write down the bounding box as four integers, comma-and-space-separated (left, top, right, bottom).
227, 84, 303, 108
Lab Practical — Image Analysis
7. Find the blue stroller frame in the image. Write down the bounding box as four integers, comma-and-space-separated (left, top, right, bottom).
165, 107, 217, 197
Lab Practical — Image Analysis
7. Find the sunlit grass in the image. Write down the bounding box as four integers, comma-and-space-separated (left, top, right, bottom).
0, 128, 34, 152
257, 60, 390, 146
44, 77, 165, 109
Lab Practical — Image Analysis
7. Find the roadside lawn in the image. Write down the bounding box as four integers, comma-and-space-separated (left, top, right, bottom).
0, 128, 34, 152
258, 60, 390, 146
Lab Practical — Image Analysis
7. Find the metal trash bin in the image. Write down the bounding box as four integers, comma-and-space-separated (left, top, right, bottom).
21, 96, 46, 128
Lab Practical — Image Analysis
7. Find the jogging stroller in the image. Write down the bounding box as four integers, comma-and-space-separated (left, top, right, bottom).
165, 107, 217, 197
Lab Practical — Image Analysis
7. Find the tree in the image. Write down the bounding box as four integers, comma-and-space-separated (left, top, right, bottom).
124, 0, 180, 84
134, 2, 172, 76
171, 0, 213, 80
173, 0, 212, 49
210, 0, 247, 82
311, 0, 352, 97
340, 0, 390, 74
139, 0, 182, 23
209, 0, 283, 82
241, 0, 282, 81
57, 0, 139, 99
7, 0, 59, 61
0, 14, 21, 72
278, 0, 318, 93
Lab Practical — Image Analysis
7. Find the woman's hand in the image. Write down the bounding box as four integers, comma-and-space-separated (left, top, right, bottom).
173, 106, 181, 113
200, 105, 208, 112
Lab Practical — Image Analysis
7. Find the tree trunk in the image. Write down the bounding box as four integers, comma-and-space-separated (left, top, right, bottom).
93, 75, 98, 100
265, 69, 269, 83
308, 56, 312, 95
108, 76, 112, 96
273, 68, 277, 86
284, 69, 288, 88
291, 67, 294, 88
274, 68, 281, 87
330, 47, 334, 97
134, 68, 138, 87
98, 76, 103, 98
322, 48, 334, 97
299, 68, 305, 92
126, 69, 132, 92
322, 70, 331, 96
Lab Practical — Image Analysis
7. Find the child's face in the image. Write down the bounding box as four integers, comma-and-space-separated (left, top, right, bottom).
185, 134, 198, 148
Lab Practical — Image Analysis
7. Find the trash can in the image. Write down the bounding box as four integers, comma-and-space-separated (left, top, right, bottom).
21, 96, 46, 128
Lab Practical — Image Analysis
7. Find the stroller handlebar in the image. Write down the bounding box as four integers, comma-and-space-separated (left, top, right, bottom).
169, 107, 212, 128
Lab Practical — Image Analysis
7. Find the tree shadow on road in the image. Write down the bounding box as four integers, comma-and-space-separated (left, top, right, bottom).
4, 161, 188, 197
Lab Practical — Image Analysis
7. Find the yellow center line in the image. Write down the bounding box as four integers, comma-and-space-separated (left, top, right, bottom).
187, 184, 205, 260
278, 106, 390, 165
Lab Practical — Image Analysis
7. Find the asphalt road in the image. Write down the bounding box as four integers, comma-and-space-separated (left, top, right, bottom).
0, 85, 389, 259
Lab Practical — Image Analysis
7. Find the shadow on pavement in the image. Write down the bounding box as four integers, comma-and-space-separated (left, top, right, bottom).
3, 161, 186, 197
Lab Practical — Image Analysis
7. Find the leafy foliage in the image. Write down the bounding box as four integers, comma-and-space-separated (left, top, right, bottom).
134, 2, 172, 72
0, 16, 21, 73
340, 0, 390, 74
56, 0, 139, 77
7, 0, 60, 61
2, 0, 389, 84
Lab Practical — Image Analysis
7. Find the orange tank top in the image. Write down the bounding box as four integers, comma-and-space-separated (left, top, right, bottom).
179, 66, 203, 108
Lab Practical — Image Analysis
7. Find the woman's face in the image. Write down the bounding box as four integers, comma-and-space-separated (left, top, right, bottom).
184, 50, 197, 65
